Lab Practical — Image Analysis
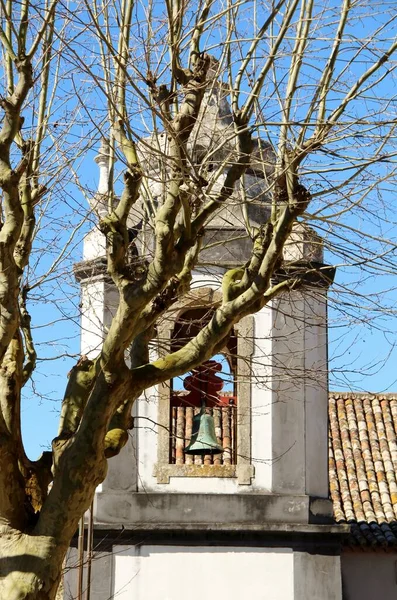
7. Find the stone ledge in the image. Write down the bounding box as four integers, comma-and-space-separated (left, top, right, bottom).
95, 492, 334, 527
72, 521, 350, 553
74, 256, 110, 282
91, 521, 348, 535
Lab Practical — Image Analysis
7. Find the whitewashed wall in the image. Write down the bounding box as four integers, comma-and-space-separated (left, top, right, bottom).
64, 544, 342, 600
113, 545, 295, 600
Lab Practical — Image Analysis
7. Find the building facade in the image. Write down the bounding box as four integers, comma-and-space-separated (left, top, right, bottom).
66, 80, 348, 599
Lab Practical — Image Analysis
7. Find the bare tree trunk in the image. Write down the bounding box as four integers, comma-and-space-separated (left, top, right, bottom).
0, 2, 396, 597
0, 526, 68, 600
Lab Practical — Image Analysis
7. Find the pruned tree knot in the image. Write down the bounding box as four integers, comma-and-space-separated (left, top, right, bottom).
145, 70, 157, 88
16, 54, 28, 67
104, 428, 128, 458
0, 168, 20, 190
31, 184, 47, 205
233, 109, 249, 128
276, 183, 311, 215
19, 137, 34, 154
291, 183, 311, 214
67, 355, 94, 378
123, 258, 147, 282
99, 214, 117, 235
194, 174, 208, 188
257, 221, 273, 240
15, 57, 34, 84
52, 434, 72, 458
0, 97, 14, 111
125, 165, 142, 184
192, 52, 211, 83
222, 267, 245, 302
151, 276, 181, 312
154, 84, 173, 106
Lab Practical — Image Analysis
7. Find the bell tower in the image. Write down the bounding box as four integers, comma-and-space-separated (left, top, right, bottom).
71, 74, 347, 600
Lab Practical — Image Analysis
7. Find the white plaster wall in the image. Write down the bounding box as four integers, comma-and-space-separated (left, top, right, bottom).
303, 292, 329, 497
113, 545, 294, 600
342, 552, 397, 600
294, 551, 342, 600
251, 306, 274, 491
270, 293, 306, 495
80, 279, 105, 358
80, 279, 120, 359
250, 291, 328, 494
262, 290, 328, 497
83, 228, 106, 261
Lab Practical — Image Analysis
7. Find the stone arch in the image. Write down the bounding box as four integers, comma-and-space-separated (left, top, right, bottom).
154, 287, 255, 485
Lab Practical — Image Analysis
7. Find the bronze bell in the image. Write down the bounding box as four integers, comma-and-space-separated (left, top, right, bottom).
184, 408, 224, 455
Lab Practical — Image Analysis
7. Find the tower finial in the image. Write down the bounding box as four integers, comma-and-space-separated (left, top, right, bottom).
94, 138, 110, 195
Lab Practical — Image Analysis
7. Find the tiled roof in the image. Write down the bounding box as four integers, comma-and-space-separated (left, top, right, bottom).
329, 392, 397, 548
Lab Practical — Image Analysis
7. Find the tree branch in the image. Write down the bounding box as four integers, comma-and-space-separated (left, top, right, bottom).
0, 335, 28, 528
132, 179, 311, 391
19, 286, 36, 386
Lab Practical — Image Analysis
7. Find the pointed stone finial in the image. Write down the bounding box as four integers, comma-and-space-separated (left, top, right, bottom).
94, 138, 111, 195
83, 140, 109, 260
88, 139, 111, 219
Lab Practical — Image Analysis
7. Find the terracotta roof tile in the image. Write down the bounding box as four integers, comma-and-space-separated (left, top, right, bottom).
329, 393, 397, 547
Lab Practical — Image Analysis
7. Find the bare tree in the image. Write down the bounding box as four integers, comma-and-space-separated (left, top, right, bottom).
0, 0, 396, 597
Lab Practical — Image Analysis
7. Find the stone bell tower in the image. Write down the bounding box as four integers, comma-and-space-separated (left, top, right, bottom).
70, 75, 347, 600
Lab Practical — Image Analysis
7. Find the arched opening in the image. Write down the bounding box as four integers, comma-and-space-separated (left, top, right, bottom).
169, 308, 238, 466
